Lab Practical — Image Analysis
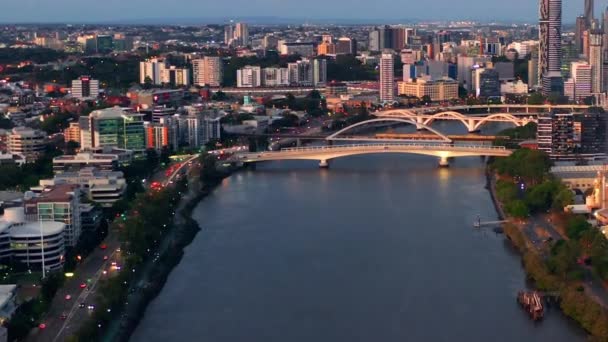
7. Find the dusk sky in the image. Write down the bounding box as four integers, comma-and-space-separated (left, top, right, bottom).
0, 0, 595, 23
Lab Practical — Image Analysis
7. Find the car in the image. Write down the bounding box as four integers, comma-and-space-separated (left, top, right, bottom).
80, 283, 87, 289
65, 294, 71, 300
100, 244, 107, 250
79, 303, 85, 309
87, 304, 95, 310
103, 255, 109, 261
38, 323, 46, 329
60, 313, 67, 320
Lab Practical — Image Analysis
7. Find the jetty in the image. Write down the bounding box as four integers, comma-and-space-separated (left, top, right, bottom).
517, 291, 544, 321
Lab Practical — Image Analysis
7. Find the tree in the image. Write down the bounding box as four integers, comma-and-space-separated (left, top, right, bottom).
421, 95, 432, 104
143, 76, 153, 89
66, 141, 80, 155
505, 200, 529, 218
527, 92, 545, 105
553, 188, 574, 210
565, 215, 592, 240
212, 90, 227, 101
308, 90, 322, 99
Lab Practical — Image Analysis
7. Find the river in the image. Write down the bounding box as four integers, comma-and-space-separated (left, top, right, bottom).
131, 122, 586, 342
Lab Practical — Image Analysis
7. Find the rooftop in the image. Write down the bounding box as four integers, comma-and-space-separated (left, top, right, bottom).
8, 221, 65, 238
28, 184, 78, 203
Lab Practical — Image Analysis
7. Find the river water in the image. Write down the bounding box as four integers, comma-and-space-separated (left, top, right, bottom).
131, 122, 586, 342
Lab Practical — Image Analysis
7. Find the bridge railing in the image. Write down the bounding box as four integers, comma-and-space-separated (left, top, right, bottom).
281, 143, 507, 152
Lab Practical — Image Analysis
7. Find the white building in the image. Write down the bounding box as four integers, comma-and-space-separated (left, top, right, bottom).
192, 57, 223, 87
237, 66, 262, 88
379, 52, 395, 102
186, 113, 221, 148
53, 152, 119, 174
71, 76, 99, 100
262, 68, 290, 87
0, 207, 66, 271
500, 80, 529, 94
25, 184, 82, 247
32, 168, 127, 207
565, 62, 592, 102
7, 127, 47, 162
139, 58, 166, 85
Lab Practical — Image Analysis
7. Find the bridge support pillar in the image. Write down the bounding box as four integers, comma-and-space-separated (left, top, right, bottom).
438, 157, 450, 168
296, 139, 302, 147
319, 160, 330, 168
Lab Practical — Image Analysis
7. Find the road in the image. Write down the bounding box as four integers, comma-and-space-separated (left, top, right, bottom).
26, 158, 197, 342
520, 215, 608, 309
26, 235, 122, 342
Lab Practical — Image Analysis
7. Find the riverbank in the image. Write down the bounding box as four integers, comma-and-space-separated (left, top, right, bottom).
101, 168, 232, 342
486, 168, 608, 341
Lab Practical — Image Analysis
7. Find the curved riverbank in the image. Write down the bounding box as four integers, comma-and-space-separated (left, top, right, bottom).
101, 170, 231, 342
131, 155, 585, 342
486, 167, 608, 341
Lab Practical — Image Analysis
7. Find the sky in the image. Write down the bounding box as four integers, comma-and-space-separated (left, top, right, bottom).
0, 0, 596, 23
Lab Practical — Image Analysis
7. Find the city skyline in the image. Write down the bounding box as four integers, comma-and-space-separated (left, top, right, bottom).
0, 0, 601, 23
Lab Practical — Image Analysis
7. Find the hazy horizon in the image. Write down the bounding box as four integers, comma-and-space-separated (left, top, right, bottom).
0, 0, 597, 24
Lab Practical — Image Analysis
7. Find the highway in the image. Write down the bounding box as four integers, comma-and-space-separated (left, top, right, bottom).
26, 157, 197, 342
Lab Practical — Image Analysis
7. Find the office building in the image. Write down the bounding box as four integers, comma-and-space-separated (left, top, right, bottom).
287, 60, 314, 86
575, 113, 607, 154
224, 25, 234, 45
145, 122, 170, 151
539, 0, 564, 96
565, 62, 592, 102
537, 113, 575, 157
313, 59, 327, 86
472, 68, 500, 98
71, 76, 99, 100
234, 23, 249, 46
317, 41, 335, 55
589, 25, 604, 93
192, 57, 223, 87
279, 42, 315, 57
79, 107, 145, 152
379, 52, 395, 102
585, 0, 595, 26
151, 106, 177, 123
262, 68, 290, 87
163, 66, 190, 87
32, 168, 127, 207
24, 184, 81, 247
0, 207, 66, 271
576, 16, 588, 53
262, 34, 278, 50
335, 37, 356, 55
397, 77, 458, 101
53, 152, 119, 174
7, 127, 47, 162
64, 122, 81, 144
236, 66, 262, 88
139, 58, 166, 85
186, 113, 221, 148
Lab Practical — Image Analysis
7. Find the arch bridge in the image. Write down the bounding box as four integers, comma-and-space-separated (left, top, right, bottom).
374, 109, 536, 133
232, 143, 512, 168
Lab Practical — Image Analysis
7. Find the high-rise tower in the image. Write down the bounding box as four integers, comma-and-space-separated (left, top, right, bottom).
585, 0, 595, 26
589, 23, 604, 93
539, 0, 564, 96
379, 52, 395, 102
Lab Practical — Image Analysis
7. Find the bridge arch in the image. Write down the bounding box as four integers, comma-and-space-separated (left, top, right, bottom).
326, 118, 452, 142
422, 111, 471, 129
472, 113, 529, 131
372, 109, 418, 119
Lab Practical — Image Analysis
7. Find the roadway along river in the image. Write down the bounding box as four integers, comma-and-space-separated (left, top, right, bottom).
131, 123, 587, 342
